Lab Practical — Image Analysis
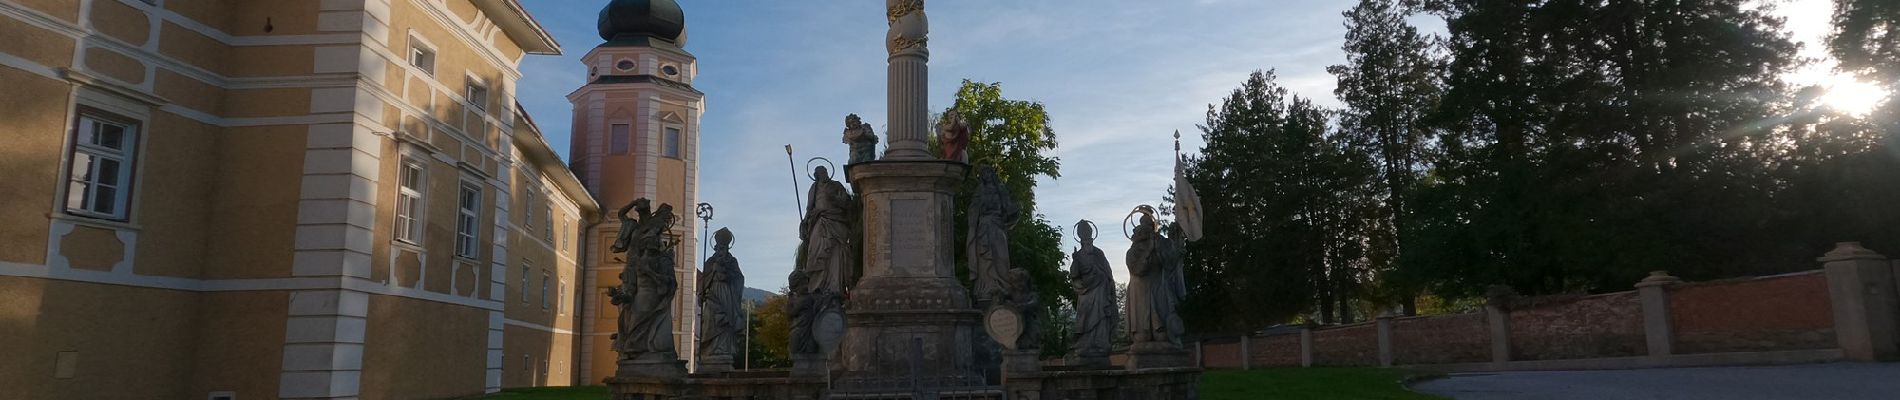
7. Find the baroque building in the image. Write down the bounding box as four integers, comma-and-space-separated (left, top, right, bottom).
0, 0, 596, 398
568, 0, 706, 384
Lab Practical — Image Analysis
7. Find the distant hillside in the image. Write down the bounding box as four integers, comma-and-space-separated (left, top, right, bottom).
743, 287, 774, 304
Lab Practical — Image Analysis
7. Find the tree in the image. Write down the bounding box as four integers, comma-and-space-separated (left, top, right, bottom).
1182, 70, 1356, 331
747, 289, 792, 368
1413, 0, 1803, 296
940, 80, 1073, 357
1327, 0, 1443, 315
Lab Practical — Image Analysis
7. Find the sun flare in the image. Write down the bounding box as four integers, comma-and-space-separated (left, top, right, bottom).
1818, 76, 1889, 117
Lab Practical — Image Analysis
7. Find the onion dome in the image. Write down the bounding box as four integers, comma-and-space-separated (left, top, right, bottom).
597, 0, 686, 46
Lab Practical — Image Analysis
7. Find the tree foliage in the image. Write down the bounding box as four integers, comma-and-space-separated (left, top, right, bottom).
942, 80, 1074, 356
1181, 0, 1900, 331
747, 290, 792, 368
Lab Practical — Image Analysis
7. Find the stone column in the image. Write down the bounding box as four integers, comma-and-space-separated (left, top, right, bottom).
882, 0, 933, 160
1376, 314, 1395, 367
1299, 328, 1313, 367
1635, 271, 1682, 357
1240, 335, 1252, 370
1820, 242, 1899, 361
1485, 304, 1511, 364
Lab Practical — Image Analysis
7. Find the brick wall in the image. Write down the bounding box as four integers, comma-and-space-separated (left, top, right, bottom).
1508, 292, 1646, 360
1392, 313, 1490, 365
1669, 271, 1835, 354
1197, 264, 1879, 370
1251, 332, 1301, 367
1311, 323, 1378, 366
1200, 338, 1244, 368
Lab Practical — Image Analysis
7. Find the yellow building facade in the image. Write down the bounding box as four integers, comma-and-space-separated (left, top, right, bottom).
0, 0, 596, 398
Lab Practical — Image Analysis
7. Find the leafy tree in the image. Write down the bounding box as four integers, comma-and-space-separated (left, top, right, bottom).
939, 80, 1073, 357
747, 290, 792, 368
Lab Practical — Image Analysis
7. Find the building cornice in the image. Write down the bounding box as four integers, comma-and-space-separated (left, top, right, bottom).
512, 104, 602, 221
472, 0, 561, 55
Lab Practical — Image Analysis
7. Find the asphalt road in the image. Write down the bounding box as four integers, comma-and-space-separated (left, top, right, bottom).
1410, 363, 1900, 400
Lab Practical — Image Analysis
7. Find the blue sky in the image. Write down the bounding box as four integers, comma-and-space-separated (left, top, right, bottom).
515, 0, 1839, 291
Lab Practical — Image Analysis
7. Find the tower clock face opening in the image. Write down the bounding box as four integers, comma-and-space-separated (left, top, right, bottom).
662, 65, 679, 76
617, 60, 636, 71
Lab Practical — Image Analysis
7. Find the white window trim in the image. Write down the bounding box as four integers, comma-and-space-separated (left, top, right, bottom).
395, 157, 427, 245
61, 107, 141, 221
408, 33, 438, 77
464, 75, 490, 111
609, 123, 633, 155
454, 180, 482, 259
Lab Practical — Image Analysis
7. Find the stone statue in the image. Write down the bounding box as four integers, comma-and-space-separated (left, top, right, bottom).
799, 166, 853, 296
968, 166, 1019, 304
1126, 212, 1186, 348
695, 228, 744, 371
609, 198, 680, 362
937, 107, 970, 162
1068, 220, 1117, 365
843, 114, 878, 164
790, 166, 851, 358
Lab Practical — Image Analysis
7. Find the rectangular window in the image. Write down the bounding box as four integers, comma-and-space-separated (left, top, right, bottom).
521, 198, 534, 237
663, 127, 682, 158
541, 271, 550, 309
465, 81, 489, 111
395, 159, 425, 244
559, 280, 568, 315
609, 124, 631, 154
520, 265, 530, 304
63, 110, 140, 220
455, 183, 481, 258
543, 204, 554, 242
409, 41, 436, 76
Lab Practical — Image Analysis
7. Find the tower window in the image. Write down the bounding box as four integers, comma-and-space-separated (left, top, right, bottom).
616, 59, 635, 72
610, 124, 631, 154
663, 127, 681, 159
661, 65, 679, 77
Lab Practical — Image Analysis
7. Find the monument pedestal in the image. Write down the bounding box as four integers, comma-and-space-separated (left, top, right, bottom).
1126, 342, 1193, 370
615, 352, 687, 380
838, 160, 991, 390
1003, 350, 1043, 375
695, 354, 735, 374
1066, 353, 1112, 370
790, 353, 829, 378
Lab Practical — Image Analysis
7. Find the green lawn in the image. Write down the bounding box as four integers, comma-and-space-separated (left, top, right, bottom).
460, 368, 1442, 400
1201, 368, 1448, 400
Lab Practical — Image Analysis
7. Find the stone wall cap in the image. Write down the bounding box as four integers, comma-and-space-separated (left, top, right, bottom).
1817, 242, 1886, 262
1634, 270, 1683, 288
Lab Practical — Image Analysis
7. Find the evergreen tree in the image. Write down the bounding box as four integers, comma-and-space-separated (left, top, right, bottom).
1327, 0, 1443, 314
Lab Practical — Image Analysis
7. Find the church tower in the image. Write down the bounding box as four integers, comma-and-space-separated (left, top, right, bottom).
569, 0, 704, 383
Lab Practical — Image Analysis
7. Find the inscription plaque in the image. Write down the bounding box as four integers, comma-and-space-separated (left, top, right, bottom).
888, 198, 929, 273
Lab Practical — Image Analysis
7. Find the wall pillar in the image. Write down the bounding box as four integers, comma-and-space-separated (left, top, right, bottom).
1240, 335, 1252, 370
1299, 328, 1313, 367
1376, 314, 1394, 367
1485, 305, 1511, 364
1636, 271, 1682, 357
1820, 242, 1899, 361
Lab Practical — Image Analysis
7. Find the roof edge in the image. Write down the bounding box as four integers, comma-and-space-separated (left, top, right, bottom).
474, 0, 562, 55
511, 103, 601, 221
